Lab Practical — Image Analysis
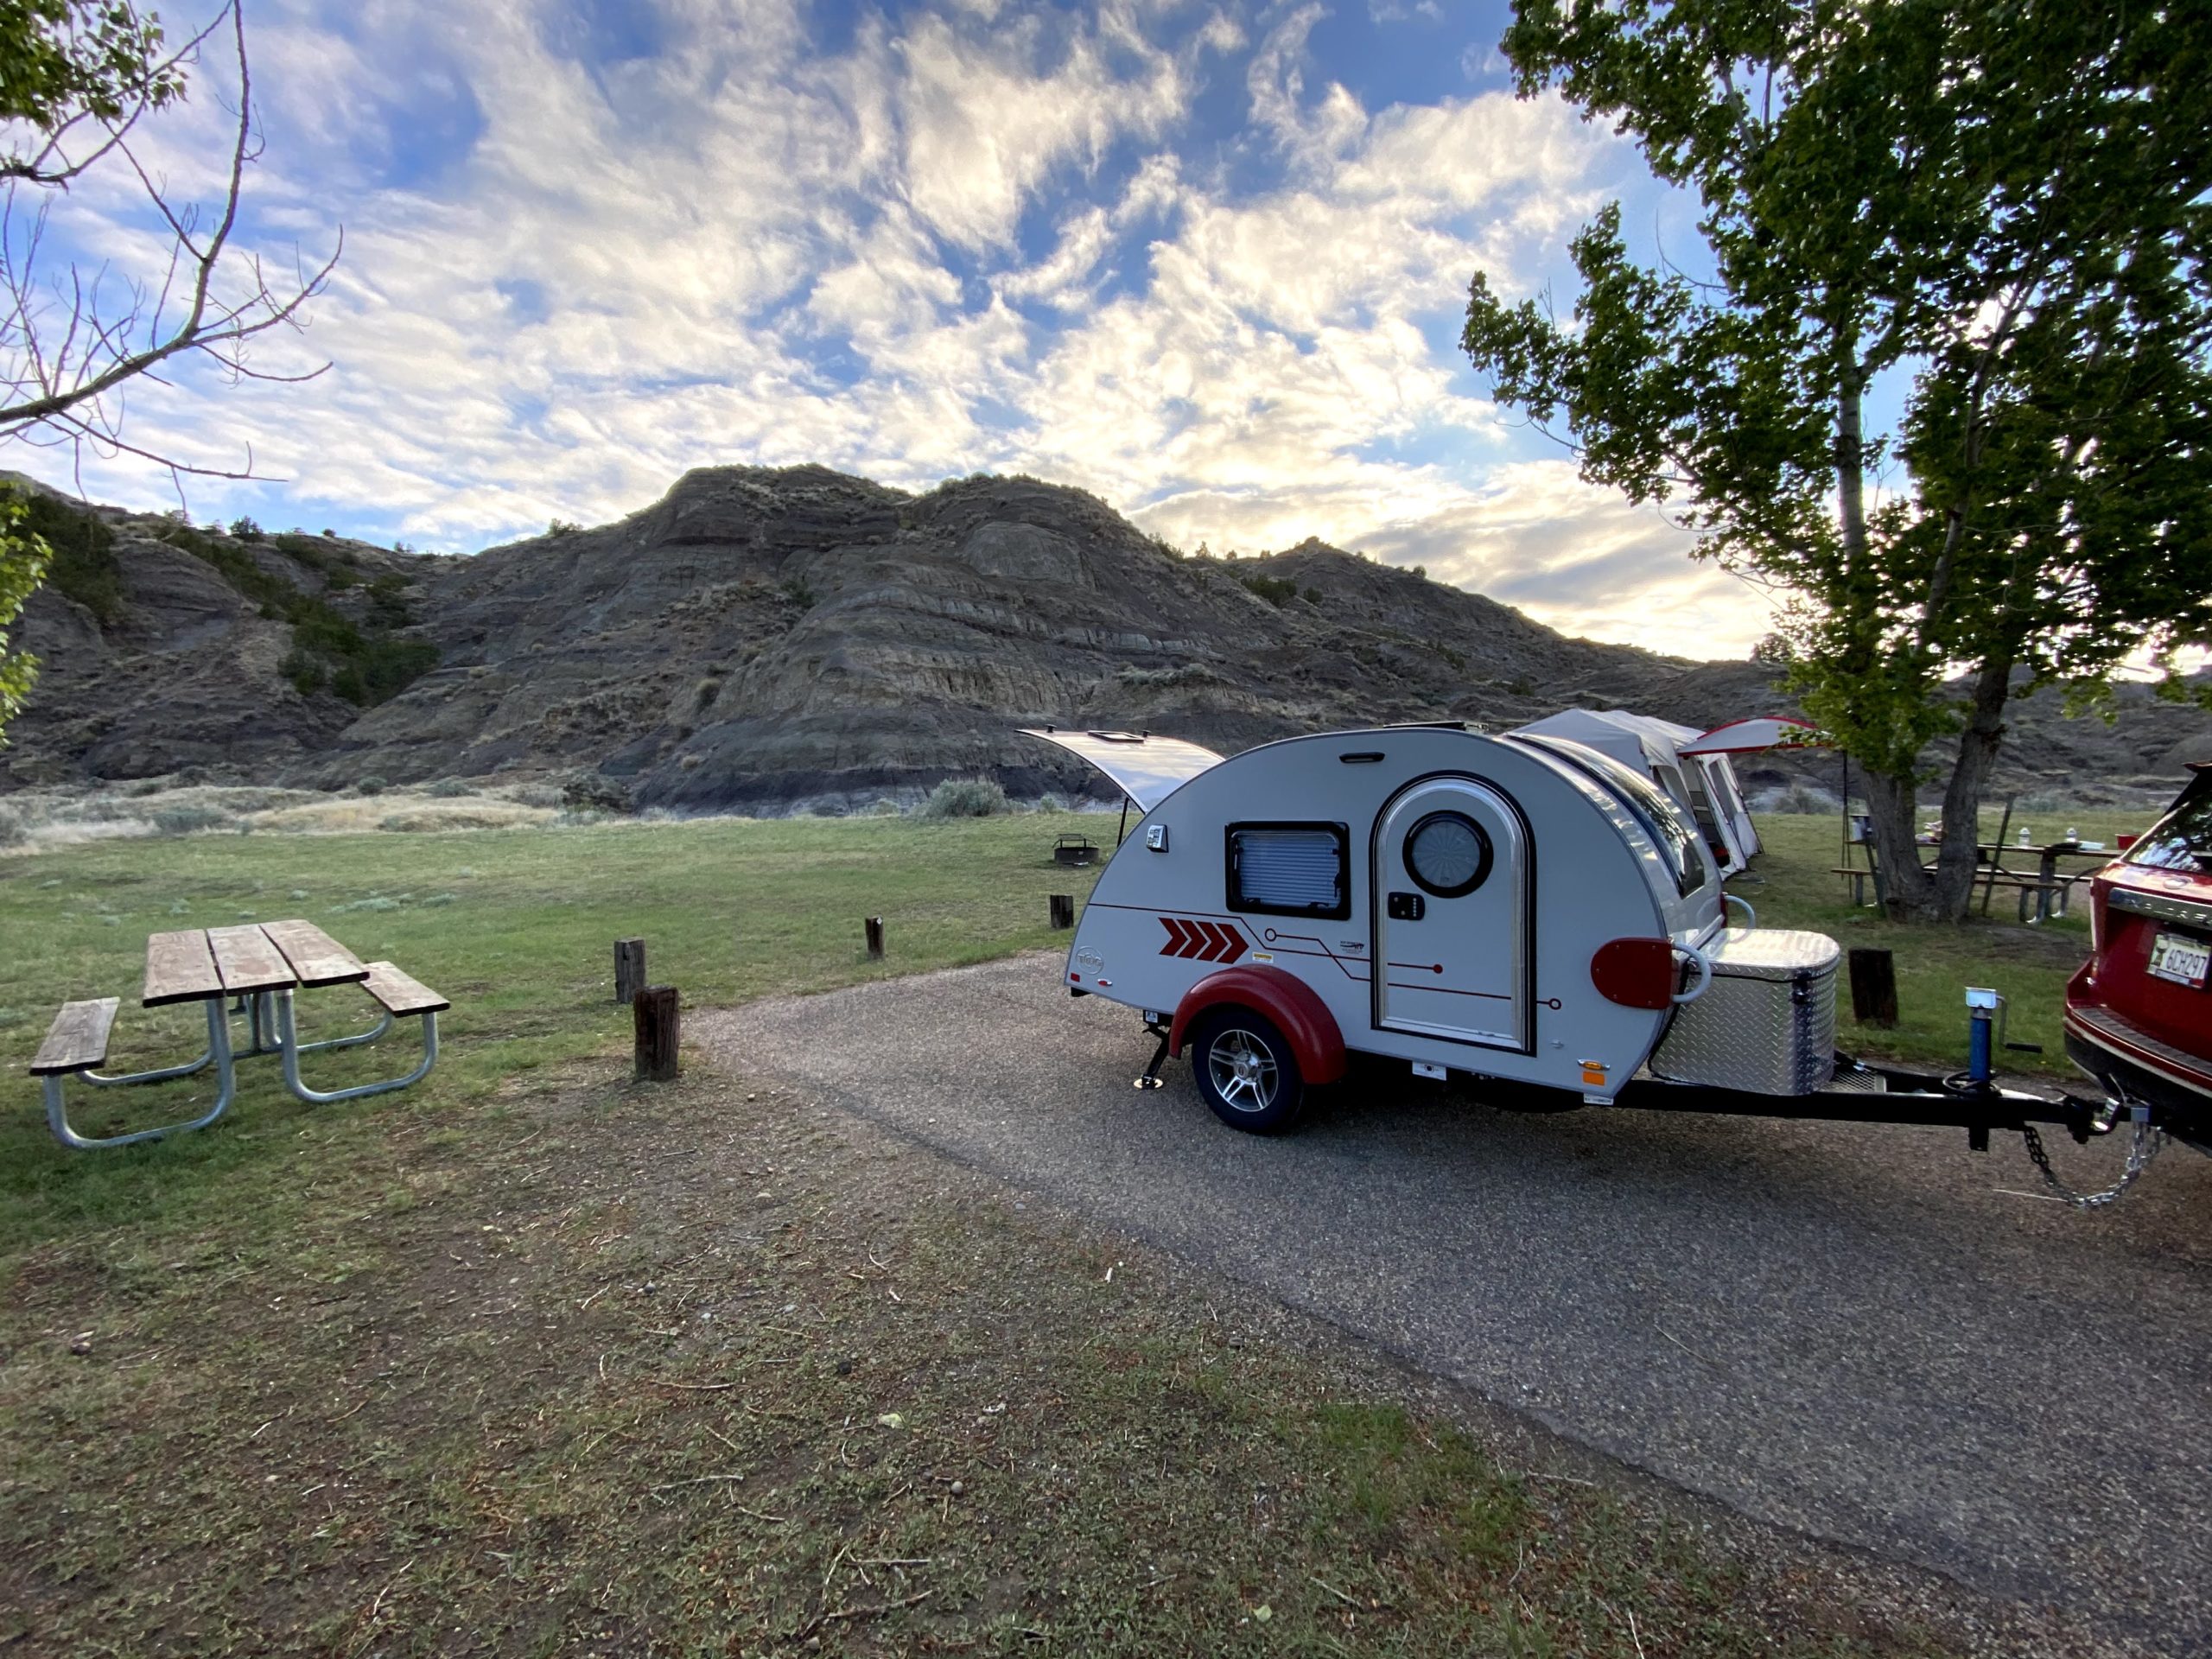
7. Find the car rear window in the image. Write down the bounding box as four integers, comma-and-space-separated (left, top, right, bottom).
2126, 792, 2212, 876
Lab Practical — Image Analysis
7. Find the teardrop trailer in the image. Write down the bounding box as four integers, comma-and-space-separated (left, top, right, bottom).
1026, 724, 2206, 1194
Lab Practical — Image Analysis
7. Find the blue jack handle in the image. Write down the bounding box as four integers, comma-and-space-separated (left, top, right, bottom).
1965, 987, 2001, 1087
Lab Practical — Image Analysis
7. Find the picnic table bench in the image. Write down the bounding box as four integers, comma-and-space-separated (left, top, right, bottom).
29, 918, 448, 1151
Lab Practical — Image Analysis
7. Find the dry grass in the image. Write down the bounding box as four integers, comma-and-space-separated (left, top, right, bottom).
0, 782, 574, 845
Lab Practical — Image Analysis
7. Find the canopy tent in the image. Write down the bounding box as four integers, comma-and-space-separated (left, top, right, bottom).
1679, 716, 1821, 756
1509, 709, 1770, 874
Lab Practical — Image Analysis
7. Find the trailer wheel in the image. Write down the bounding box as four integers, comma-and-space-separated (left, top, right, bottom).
1190, 1007, 1306, 1133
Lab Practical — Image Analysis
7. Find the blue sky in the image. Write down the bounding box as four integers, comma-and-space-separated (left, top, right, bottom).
20, 0, 1782, 656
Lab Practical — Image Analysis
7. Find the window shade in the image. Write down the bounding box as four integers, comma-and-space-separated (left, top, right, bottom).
1233, 827, 1343, 912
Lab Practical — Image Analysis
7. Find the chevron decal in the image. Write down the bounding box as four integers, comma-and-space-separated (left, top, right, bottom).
1159, 916, 1249, 963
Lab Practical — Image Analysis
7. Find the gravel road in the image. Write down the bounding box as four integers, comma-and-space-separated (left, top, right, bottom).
696, 953, 2212, 1651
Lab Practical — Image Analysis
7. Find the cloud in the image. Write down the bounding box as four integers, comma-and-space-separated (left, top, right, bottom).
14, 0, 1778, 659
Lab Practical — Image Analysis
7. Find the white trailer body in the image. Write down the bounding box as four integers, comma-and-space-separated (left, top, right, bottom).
1027, 725, 1840, 1129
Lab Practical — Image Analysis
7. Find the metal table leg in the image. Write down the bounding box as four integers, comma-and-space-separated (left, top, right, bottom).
276, 988, 436, 1104
44, 999, 238, 1150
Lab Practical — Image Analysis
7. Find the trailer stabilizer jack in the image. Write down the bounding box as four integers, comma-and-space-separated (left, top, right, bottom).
1135, 1020, 1171, 1090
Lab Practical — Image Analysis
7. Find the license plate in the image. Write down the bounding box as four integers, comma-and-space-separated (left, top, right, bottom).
2149, 931, 2211, 990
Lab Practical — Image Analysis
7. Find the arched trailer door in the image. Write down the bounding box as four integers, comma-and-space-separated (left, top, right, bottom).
1371, 775, 1533, 1052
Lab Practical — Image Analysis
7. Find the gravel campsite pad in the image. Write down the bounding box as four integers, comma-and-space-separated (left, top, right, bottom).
696, 952, 2212, 1655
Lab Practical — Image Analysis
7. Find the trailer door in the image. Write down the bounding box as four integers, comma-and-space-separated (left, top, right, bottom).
1371, 777, 1532, 1052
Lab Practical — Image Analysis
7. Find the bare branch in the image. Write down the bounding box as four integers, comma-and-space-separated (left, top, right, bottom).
0, 2, 339, 481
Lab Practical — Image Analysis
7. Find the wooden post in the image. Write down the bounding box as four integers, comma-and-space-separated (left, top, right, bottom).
1049, 893, 1074, 930
1847, 948, 1898, 1028
864, 917, 885, 959
614, 938, 647, 1006
633, 985, 680, 1081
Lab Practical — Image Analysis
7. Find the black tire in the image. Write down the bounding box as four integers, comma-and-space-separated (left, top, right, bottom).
1189, 1007, 1306, 1134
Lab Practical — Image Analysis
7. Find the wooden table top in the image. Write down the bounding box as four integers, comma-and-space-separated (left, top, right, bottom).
142, 919, 369, 1007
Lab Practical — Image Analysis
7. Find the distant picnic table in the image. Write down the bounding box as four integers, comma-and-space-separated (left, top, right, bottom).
1834, 838, 2113, 921
29, 919, 448, 1150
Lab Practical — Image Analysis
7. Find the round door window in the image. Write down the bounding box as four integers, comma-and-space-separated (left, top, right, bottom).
1404, 810, 1492, 898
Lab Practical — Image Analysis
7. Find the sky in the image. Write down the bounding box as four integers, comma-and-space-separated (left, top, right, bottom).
12, 0, 1783, 658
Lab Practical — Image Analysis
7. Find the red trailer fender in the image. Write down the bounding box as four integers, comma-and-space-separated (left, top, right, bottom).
1168, 965, 1348, 1084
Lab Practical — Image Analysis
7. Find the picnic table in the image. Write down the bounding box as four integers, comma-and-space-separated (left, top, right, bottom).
1834, 836, 2113, 919
29, 919, 448, 1150
1937, 839, 2113, 922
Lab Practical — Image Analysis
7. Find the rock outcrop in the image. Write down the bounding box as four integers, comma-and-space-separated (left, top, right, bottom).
3, 466, 2203, 811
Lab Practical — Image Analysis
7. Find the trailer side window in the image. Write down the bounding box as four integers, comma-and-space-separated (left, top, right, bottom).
1226, 823, 1351, 919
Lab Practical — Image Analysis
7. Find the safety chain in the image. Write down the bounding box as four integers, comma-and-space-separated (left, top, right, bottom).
2021, 1116, 2168, 1209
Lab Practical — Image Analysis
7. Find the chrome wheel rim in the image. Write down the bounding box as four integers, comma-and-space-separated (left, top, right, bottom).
1207, 1028, 1278, 1114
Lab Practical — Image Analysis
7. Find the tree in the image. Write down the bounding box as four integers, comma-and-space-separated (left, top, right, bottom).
1462, 0, 2212, 921
0, 2, 334, 742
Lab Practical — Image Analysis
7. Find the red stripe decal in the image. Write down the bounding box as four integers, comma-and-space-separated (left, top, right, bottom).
1158, 917, 1249, 961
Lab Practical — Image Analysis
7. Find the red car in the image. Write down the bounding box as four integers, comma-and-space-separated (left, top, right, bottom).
2067, 762, 2212, 1149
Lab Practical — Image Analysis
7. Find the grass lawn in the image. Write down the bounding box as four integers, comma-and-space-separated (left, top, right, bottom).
1740, 807, 2153, 1079
0, 808, 2130, 1656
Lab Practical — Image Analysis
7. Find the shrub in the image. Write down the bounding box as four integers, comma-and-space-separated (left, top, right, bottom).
428, 778, 474, 798
782, 577, 817, 609
1749, 782, 1839, 815
547, 518, 583, 537
1240, 573, 1300, 607
1116, 662, 1222, 690
151, 804, 228, 836
561, 774, 634, 813
695, 675, 723, 711
355, 775, 388, 797
230, 516, 264, 540
922, 777, 1007, 818
1302, 587, 1323, 605
178, 528, 436, 706
14, 487, 124, 624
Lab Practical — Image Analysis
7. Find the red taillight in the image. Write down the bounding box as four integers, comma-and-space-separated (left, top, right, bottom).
1590, 938, 1678, 1009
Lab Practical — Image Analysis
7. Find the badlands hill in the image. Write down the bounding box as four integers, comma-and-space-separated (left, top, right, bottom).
2, 465, 2202, 812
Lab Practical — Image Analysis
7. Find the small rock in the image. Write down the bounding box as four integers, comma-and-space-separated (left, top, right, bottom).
68, 1338, 91, 1357
643, 1281, 658, 1294
877, 1412, 905, 1430
835, 1357, 853, 1376
949, 1480, 964, 1497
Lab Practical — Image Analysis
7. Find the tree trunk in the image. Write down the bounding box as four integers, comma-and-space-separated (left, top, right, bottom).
1860, 652, 2016, 924
1859, 768, 1937, 920
1929, 652, 2017, 917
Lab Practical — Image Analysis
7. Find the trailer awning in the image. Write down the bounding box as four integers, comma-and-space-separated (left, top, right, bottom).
1678, 717, 1822, 755
1019, 728, 1225, 811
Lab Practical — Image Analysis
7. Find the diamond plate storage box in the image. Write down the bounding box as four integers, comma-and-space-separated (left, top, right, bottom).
1649, 929, 1840, 1096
